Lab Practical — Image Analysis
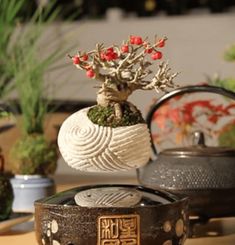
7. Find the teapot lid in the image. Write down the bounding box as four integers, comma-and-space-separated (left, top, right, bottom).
160, 131, 235, 157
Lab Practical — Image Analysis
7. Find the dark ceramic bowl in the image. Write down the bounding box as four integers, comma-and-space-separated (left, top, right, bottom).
35, 184, 188, 245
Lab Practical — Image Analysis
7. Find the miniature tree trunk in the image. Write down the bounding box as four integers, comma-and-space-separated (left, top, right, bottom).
96, 82, 139, 119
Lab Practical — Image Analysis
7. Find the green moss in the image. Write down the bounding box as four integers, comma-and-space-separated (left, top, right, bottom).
0, 176, 13, 221
10, 134, 57, 175
87, 103, 145, 127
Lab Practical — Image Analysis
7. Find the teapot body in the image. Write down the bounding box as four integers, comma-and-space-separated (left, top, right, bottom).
138, 154, 235, 218
140, 85, 235, 219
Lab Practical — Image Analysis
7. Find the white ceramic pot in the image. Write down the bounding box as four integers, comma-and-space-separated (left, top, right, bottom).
58, 107, 151, 172
10, 175, 55, 213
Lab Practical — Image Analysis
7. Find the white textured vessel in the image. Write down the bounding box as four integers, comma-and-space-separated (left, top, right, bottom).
58, 107, 151, 172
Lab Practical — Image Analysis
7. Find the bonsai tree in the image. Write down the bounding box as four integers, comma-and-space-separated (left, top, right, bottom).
58, 35, 179, 172
69, 35, 178, 126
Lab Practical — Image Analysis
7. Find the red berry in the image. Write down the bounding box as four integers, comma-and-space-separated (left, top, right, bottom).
145, 47, 153, 54
121, 44, 129, 53
158, 39, 165, 48
104, 50, 118, 61
104, 53, 113, 61
107, 47, 114, 53
82, 54, 89, 61
130, 36, 135, 44
151, 51, 163, 60
134, 36, 143, 45
72, 56, 80, 65
112, 52, 118, 60
86, 69, 95, 78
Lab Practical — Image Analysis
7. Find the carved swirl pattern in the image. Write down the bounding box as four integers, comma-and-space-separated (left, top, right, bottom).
74, 187, 142, 207
58, 107, 151, 172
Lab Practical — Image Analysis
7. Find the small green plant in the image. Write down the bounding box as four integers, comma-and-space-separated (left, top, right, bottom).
209, 75, 235, 92
10, 134, 57, 175
207, 43, 235, 147
224, 44, 235, 62
209, 44, 235, 92
6, 0, 68, 175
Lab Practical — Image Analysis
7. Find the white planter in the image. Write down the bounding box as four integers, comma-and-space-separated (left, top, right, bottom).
10, 175, 55, 213
58, 107, 151, 172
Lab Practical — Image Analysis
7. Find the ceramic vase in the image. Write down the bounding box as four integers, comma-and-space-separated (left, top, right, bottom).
10, 175, 55, 213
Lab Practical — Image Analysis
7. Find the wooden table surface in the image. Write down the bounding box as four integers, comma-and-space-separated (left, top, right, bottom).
1, 175, 235, 245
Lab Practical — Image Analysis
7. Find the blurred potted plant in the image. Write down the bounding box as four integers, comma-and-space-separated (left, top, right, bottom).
0, 0, 23, 217
207, 43, 235, 147
0, 0, 66, 212
58, 35, 179, 172
209, 44, 235, 92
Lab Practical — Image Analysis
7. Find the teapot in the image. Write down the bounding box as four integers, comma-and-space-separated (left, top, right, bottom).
138, 85, 235, 219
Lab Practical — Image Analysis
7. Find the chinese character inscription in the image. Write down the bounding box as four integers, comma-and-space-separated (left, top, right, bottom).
97, 214, 140, 245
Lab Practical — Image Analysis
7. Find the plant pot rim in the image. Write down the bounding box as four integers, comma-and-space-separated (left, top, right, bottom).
13, 174, 50, 179
11, 175, 55, 189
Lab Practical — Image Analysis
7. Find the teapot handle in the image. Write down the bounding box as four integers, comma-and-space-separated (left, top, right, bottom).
146, 85, 235, 155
